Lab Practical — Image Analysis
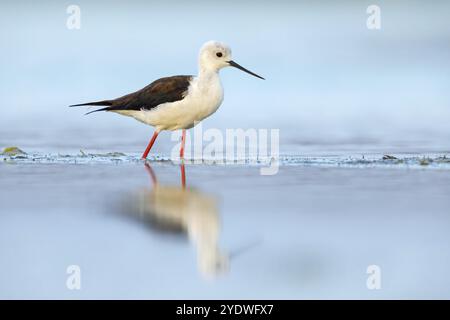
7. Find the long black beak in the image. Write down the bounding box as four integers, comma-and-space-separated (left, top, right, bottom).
228, 60, 265, 80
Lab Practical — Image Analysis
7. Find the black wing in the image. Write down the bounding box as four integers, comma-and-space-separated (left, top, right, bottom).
70, 75, 193, 114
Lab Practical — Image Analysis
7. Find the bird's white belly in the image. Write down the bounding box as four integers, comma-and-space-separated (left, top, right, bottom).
118, 76, 224, 131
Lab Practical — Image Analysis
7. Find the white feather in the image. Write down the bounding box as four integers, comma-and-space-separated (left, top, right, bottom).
115, 41, 230, 132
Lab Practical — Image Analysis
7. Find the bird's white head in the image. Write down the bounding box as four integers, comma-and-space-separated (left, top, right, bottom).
198, 40, 265, 80
199, 41, 232, 71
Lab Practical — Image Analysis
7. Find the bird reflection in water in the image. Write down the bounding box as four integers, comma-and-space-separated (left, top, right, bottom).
127, 162, 229, 278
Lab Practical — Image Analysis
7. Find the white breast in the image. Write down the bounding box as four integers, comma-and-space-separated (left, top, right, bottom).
123, 72, 224, 131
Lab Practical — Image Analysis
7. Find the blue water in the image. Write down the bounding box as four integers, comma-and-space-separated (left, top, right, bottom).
1, 161, 450, 299
1, 1, 450, 299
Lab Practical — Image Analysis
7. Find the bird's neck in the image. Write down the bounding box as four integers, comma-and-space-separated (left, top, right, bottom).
197, 66, 220, 85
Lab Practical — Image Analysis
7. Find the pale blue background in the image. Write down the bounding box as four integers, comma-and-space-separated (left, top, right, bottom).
1, 0, 449, 154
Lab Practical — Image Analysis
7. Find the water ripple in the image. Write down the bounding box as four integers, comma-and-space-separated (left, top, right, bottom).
2, 150, 450, 169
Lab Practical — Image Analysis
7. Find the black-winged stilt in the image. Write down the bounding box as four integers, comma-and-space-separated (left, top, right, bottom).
70, 41, 264, 159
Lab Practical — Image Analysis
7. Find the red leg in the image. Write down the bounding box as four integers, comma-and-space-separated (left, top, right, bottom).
179, 129, 186, 158
180, 162, 186, 189
141, 131, 159, 159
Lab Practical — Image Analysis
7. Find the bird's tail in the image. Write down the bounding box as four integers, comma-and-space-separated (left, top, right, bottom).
69, 100, 113, 115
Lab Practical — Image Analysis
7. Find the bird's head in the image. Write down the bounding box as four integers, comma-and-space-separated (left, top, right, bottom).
198, 40, 265, 80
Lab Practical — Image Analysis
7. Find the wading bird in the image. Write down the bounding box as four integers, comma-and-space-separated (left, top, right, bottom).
70, 41, 264, 159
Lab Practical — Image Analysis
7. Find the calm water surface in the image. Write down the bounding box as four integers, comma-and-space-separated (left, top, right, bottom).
1, 159, 450, 299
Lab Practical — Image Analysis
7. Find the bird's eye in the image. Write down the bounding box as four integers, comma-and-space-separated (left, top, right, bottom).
216, 52, 223, 58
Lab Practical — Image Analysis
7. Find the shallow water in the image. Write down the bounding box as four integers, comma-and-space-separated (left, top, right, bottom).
3, 150, 450, 169
1, 152, 450, 299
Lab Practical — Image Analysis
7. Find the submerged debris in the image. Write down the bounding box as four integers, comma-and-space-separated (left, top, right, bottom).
420, 158, 433, 166
79, 149, 126, 158
435, 156, 450, 164
95, 152, 127, 157
1, 146, 27, 156
383, 154, 398, 160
